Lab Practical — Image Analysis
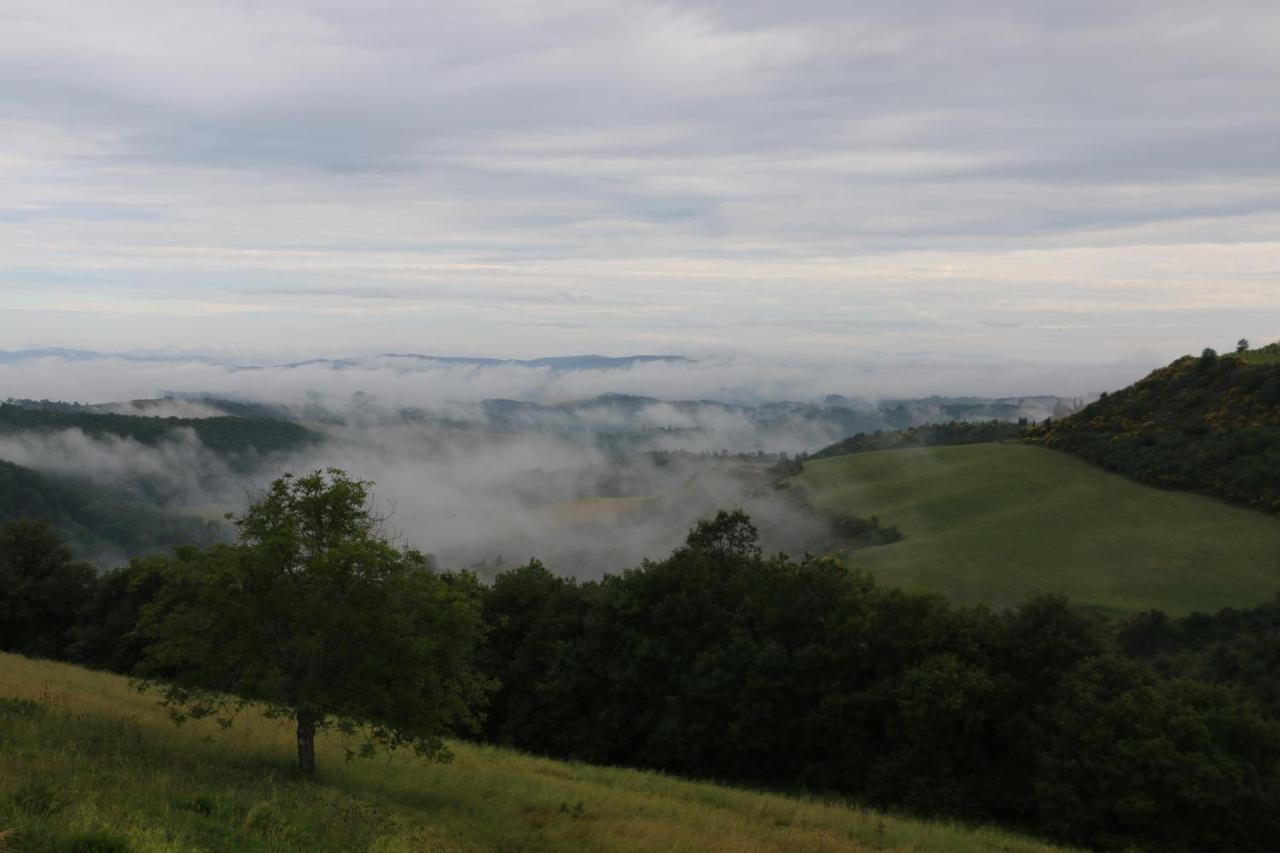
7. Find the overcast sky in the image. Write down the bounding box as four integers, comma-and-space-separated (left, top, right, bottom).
1, 0, 1277, 376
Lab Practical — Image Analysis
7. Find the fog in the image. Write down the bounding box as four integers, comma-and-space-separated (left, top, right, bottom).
0, 348, 1153, 406
0, 348, 1110, 573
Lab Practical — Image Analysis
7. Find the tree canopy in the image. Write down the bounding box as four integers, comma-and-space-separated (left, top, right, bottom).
135, 469, 489, 775
0, 518, 97, 658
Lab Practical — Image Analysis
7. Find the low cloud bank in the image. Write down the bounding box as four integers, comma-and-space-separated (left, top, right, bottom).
0, 349, 1154, 408
0, 347, 1144, 573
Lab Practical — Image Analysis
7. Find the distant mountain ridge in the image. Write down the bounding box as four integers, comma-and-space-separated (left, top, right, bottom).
0, 348, 692, 372
7, 390, 1075, 450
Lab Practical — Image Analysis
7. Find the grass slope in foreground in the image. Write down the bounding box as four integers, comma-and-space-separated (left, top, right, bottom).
0, 654, 1064, 853
797, 443, 1280, 615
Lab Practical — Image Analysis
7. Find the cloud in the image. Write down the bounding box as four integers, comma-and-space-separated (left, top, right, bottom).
0, 1, 1277, 359
0, 348, 1155, 406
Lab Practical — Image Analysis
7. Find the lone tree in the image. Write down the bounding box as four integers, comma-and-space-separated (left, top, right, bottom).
136, 469, 488, 776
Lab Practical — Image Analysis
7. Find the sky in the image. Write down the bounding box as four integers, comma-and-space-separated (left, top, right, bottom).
1, 0, 1278, 381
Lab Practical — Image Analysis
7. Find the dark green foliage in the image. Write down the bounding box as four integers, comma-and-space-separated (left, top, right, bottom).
1002, 594, 1106, 695
0, 459, 214, 561
0, 402, 316, 467
865, 653, 1004, 815
67, 556, 171, 673
821, 509, 902, 546
477, 558, 572, 746
134, 469, 490, 776
180, 396, 293, 421
810, 420, 1026, 460
1035, 656, 1280, 851
0, 519, 97, 658
772, 488, 903, 549
484, 515, 1002, 800
479, 514, 1280, 850
6, 499, 1279, 850
766, 455, 804, 480
681, 509, 761, 560
1030, 348, 1280, 511
1118, 595, 1280, 717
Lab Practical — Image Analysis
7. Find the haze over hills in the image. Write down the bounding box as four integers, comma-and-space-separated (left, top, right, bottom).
3, 350, 1279, 852
5, 2, 1280, 850
0, 384, 1069, 571
3, 344, 1277, 601
0, 344, 1147, 409
0, 347, 693, 372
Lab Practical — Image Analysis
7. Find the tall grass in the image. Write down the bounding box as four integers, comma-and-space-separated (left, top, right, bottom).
0, 653, 1067, 852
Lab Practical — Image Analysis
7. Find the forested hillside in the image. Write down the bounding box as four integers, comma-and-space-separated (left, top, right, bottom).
809, 420, 1026, 459
1029, 345, 1280, 512
1119, 594, 1280, 718
0, 459, 214, 560
0, 402, 316, 463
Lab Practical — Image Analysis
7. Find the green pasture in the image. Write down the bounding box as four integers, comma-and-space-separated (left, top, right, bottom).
797, 443, 1280, 614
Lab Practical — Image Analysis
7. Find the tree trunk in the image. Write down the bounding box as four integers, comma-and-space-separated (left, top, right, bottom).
296, 712, 317, 776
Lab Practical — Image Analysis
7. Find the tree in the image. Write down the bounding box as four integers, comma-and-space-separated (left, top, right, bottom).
135, 469, 488, 776
682, 509, 761, 560
1238, 338, 1251, 353
68, 554, 171, 674
1035, 656, 1280, 851
0, 518, 97, 658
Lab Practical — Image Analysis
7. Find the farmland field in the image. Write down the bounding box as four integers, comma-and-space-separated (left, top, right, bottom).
797, 443, 1280, 614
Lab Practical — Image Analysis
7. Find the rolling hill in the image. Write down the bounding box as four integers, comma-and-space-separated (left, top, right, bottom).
0, 402, 317, 464
0, 459, 215, 562
1028, 344, 1280, 512
795, 443, 1280, 614
0, 652, 1065, 853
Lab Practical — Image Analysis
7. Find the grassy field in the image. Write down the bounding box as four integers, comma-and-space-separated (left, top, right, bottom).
0, 653, 1066, 853
797, 443, 1280, 615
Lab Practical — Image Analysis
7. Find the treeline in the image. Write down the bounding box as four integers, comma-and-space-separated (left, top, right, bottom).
3, 511, 1279, 851
0, 402, 317, 464
0, 459, 216, 560
1119, 597, 1280, 718
477, 518, 1279, 851
776, 486, 903, 548
1029, 348, 1280, 512
809, 420, 1027, 460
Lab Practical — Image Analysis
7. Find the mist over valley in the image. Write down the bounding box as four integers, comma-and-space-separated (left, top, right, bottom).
5, 3, 1280, 844
0, 347, 1080, 573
